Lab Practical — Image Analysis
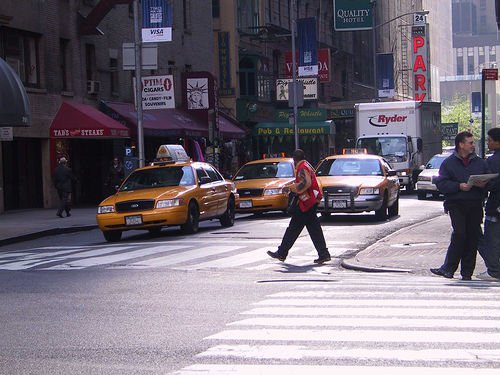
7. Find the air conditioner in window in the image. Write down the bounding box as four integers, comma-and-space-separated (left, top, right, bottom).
87, 80, 101, 95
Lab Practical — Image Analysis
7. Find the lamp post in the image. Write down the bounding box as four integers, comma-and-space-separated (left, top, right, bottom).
371, 1, 429, 100
291, 0, 299, 150
133, 0, 145, 167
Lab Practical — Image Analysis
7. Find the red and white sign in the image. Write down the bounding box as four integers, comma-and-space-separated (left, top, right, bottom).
412, 25, 429, 102
482, 68, 498, 80
285, 48, 330, 82
142, 75, 175, 110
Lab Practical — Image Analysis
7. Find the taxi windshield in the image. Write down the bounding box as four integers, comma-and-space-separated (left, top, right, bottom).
234, 162, 294, 180
317, 158, 383, 176
120, 166, 195, 191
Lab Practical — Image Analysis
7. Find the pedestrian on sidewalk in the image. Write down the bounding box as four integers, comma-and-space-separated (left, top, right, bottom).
430, 131, 489, 281
477, 127, 500, 281
105, 156, 124, 197
53, 157, 77, 218
267, 149, 331, 264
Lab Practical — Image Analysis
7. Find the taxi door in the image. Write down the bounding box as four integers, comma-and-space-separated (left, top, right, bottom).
195, 165, 220, 218
382, 160, 399, 204
201, 164, 230, 216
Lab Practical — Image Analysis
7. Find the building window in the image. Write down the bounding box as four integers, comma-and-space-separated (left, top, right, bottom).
239, 57, 256, 97
212, 0, 220, 18
456, 55, 464, 76
467, 55, 474, 75
110, 58, 119, 95
59, 38, 71, 92
0, 28, 40, 88
237, 0, 259, 31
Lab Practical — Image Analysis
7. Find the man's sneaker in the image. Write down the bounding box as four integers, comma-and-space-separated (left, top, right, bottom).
314, 255, 331, 264
476, 271, 500, 281
267, 251, 286, 262
430, 268, 453, 279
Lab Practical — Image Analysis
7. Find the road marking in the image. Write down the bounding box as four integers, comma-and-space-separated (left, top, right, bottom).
172, 364, 500, 375
253, 298, 500, 307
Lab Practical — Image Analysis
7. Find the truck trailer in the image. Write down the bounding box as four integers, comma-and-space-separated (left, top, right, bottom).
354, 101, 442, 191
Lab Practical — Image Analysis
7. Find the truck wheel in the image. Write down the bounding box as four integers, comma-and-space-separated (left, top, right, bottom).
375, 194, 388, 221
103, 230, 122, 242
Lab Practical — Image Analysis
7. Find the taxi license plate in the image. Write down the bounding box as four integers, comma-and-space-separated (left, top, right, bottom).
332, 200, 347, 209
240, 200, 253, 208
125, 215, 143, 225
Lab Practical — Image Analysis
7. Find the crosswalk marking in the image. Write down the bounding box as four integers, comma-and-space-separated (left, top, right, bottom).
228, 317, 500, 329
197, 345, 500, 362
171, 274, 500, 374
172, 364, 500, 374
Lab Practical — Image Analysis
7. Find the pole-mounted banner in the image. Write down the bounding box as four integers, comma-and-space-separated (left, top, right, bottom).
142, 0, 173, 43
297, 18, 318, 77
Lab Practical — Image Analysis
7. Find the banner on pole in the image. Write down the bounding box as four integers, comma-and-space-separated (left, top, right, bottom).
142, 0, 173, 43
297, 18, 318, 76
376, 53, 394, 98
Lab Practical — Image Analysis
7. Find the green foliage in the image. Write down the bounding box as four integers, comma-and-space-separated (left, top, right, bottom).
441, 96, 480, 147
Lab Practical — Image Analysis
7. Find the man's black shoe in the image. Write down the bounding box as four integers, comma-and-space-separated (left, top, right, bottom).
462, 276, 472, 281
267, 251, 286, 262
314, 255, 331, 264
430, 268, 453, 279
57, 213, 63, 218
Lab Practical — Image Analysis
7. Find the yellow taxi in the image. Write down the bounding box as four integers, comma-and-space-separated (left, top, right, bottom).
232, 157, 295, 214
315, 151, 400, 220
96, 145, 238, 242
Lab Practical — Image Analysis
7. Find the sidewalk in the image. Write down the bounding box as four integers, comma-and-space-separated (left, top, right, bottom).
0, 207, 98, 246
0, 208, 488, 278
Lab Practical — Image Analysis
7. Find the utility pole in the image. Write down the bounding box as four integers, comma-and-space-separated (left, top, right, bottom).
133, 0, 145, 167
371, 0, 377, 100
291, 0, 299, 150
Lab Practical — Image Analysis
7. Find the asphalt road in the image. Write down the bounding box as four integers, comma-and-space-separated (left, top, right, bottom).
4, 196, 494, 374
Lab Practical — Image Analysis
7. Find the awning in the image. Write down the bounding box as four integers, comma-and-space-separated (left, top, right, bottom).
0, 57, 31, 126
100, 101, 208, 137
218, 113, 248, 139
253, 121, 334, 137
50, 102, 130, 138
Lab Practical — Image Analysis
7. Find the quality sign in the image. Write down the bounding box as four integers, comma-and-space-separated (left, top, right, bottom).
334, 0, 373, 31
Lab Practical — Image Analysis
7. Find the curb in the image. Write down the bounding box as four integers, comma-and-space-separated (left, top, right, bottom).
340, 213, 446, 273
0, 225, 98, 247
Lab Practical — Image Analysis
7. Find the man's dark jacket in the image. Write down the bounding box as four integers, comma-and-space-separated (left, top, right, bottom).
485, 150, 500, 216
53, 165, 75, 193
434, 151, 488, 202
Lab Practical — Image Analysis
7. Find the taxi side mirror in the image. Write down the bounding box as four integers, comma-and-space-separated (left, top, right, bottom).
199, 176, 212, 185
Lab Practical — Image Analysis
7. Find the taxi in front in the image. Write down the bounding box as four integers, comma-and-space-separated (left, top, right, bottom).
96, 146, 237, 242
315, 153, 400, 220
233, 157, 295, 214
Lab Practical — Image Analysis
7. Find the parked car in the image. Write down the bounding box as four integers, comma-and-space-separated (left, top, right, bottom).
233, 157, 295, 214
315, 153, 400, 220
96, 145, 237, 242
416, 153, 448, 200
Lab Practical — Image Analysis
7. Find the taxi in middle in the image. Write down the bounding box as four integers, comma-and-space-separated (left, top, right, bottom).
232, 157, 295, 214
315, 151, 400, 220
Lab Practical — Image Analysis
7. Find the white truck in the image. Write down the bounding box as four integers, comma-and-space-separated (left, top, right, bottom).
354, 101, 442, 191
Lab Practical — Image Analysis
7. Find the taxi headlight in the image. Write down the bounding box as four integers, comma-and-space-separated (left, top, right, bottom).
156, 198, 184, 208
359, 187, 380, 195
418, 176, 432, 182
398, 171, 407, 176
97, 205, 115, 214
264, 188, 286, 196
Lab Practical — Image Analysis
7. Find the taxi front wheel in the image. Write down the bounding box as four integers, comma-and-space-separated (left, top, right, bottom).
182, 202, 199, 234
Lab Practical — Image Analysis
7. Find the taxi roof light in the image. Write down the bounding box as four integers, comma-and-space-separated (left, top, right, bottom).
154, 144, 191, 163
342, 148, 368, 155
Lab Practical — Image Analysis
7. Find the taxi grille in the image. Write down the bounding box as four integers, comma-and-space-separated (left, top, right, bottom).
237, 188, 264, 197
115, 199, 155, 213
323, 186, 357, 195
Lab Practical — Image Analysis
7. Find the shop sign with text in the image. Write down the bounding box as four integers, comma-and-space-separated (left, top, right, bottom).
334, 0, 373, 31
412, 24, 430, 102
141, 75, 175, 110
285, 49, 330, 82
276, 78, 318, 101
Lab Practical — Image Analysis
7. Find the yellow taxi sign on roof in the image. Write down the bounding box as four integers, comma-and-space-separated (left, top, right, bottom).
156, 144, 190, 162
342, 148, 368, 155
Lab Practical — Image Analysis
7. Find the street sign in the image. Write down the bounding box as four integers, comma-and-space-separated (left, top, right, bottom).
441, 122, 458, 141
482, 68, 498, 80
